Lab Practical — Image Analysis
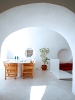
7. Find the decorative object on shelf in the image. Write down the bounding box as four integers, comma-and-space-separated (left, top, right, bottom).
15, 56, 19, 60
15, 56, 16, 59
39, 48, 50, 70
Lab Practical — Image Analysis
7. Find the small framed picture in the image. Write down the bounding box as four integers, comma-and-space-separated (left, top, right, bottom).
27, 50, 33, 57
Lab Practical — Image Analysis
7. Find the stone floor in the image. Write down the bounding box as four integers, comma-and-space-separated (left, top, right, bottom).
0, 68, 75, 100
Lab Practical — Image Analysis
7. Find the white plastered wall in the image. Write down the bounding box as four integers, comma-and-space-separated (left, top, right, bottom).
0, 3, 75, 94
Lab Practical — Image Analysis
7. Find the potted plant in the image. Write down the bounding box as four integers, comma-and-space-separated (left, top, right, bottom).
39, 48, 50, 70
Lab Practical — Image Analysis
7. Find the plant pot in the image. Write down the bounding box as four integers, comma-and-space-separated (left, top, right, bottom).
41, 65, 47, 70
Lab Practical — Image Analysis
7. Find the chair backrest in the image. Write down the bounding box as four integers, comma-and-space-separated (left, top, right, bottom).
4, 63, 18, 79
22, 62, 34, 68
22, 62, 34, 78
4, 63, 17, 70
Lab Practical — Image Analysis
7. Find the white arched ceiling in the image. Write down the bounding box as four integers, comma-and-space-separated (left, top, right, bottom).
0, 3, 75, 46
0, 3, 75, 94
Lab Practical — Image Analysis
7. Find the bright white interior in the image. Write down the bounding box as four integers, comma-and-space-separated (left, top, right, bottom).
0, 3, 75, 94
1, 27, 72, 69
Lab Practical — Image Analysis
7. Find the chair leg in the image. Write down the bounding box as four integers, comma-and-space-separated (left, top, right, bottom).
22, 73, 25, 79
15, 72, 16, 79
5, 70, 6, 80
5, 77, 6, 80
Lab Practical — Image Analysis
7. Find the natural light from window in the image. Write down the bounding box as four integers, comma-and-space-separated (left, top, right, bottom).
30, 85, 46, 100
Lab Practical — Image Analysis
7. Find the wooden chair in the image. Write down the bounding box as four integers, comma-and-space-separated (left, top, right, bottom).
22, 62, 34, 79
4, 63, 18, 79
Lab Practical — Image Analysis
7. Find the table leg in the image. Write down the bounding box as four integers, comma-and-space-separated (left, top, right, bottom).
17, 63, 22, 77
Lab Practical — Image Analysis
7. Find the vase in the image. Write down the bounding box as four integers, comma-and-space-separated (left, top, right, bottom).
41, 65, 47, 70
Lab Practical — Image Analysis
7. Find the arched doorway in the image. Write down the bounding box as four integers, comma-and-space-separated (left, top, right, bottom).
0, 3, 75, 94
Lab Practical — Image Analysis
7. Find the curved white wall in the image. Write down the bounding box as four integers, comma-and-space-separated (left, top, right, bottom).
1, 27, 71, 61
0, 3, 75, 46
0, 3, 75, 94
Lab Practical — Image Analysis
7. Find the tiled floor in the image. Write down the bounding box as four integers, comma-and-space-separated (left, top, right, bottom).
0, 68, 75, 100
